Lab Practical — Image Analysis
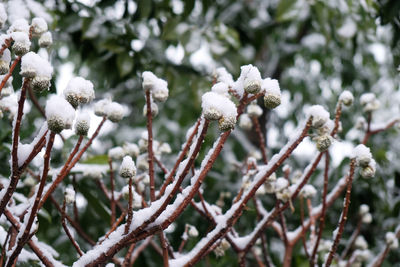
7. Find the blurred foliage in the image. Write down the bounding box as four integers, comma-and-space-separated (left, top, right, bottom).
1, 0, 400, 265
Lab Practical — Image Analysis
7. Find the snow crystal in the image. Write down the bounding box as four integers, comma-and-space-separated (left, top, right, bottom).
21, 52, 53, 78
307, 105, 330, 128
201, 91, 237, 119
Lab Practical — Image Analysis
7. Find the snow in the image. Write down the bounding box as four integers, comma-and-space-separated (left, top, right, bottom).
275, 177, 289, 192
360, 93, 376, 105
201, 92, 237, 119
45, 95, 75, 130
75, 112, 90, 133
262, 78, 281, 95
247, 103, 263, 117
307, 105, 330, 128
142, 71, 169, 102
7, 18, 30, 34
31, 17, 48, 34
359, 204, 369, 215
17, 143, 33, 167
119, 156, 136, 179
211, 82, 229, 96
7, 0, 29, 24
21, 52, 53, 78
337, 18, 357, 39
65, 186, 76, 204
108, 146, 125, 160
105, 102, 125, 122
300, 184, 317, 198
64, 77, 95, 105
214, 67, 234, 87
339, 90, 354, 105
11, 31, 30, 45
232, 64, 262, 97
0, 3, 7, 26
352, 144, 372, 166
94, 98, 111, 117
1, 48, 11, 63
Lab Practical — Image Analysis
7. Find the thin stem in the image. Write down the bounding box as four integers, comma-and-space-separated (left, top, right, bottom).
324, 159, 356, 267
340, 218, 362, 260
7, 131, 56, 267
125, 177, 133, 234
146, 90, 156, 202
0, 57, 21, 94
310, 151, 330, 266
300, 196, 310, 259
252, 116, 268, 164
61, 200, 83, 256
159, 232, 170, 267
109, 157, 116, 226
122, 243, 136, 267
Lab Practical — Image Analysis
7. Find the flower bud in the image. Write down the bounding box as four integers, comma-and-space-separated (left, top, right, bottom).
300, 184, 317, 199
218, 115, 236, 131
119, 156, 137, 179
31, 76, 51, 92
188, 225, 199, 237
385, 232, 399, 249
0, 49, 10, 74
75, 113, 90, 136
339, 90, 354, 106
64, 77, 95, 108
31, 17, 48, 36
45, 95, 75, 133
244, 79, 261, 94
316, 134, 332, 152
143, 102, 159, 117
123, 143, 140, 158
153, 87, 168, 102
11, 32, 31, 56
360, 165, 375, 179
64, 187, 76, 205
362, 213, 372, 224
359, 204, 369, 215
239, 114, 253, 130
94, 99, 111, 117
203, 107, 222, 121
247, 103, 263, 117
108, 146, 125, 160
39, 32, 52, 48
263, 93, 281, 109
106, 102, 124, 122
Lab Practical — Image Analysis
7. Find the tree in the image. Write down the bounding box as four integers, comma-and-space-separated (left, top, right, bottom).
0, 0, 399, 266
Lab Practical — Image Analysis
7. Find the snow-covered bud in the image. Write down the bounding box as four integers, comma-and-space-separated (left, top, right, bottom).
159, 143, 171, 154
359, 204, 369, 215
360, 164, 375, 179
23, 176, 37, 187
20, 52, 53, 83
360, 93, 380, 112
247, 103, 263, 117
266, 172, 277, 182
8, 19, 30, 34
31, 76, 51, 92
218, 115, 236, 131
75, 113, 90, 136
94, 99, 111, 117
355, 236, 368, 250
123, 143, 140, 158
108, 146, 125, 160
137, 154, 149, 170
39, 31, 52, 48
242, 65, 262, 94
64, 187, 76, 205
45, 95, 75, 133
262, 78, 281, 109
142, 174, 150, 185
11, 32, 31, 55
0, 49, 10, 75
276, 188, 292, 202
308, 105, 330, 128
211, 82, 229, 96
316, 134, 332, 152
339, 90, 354, 106
119, 156, 136, 179
353, 144, 372, 167
362, 213, 372, 224
300, 184, 317, 199
142, 71, 169, 101
214, 67, 234, 87
106, 102, 124, 122
256, 184, 267, 195
0, 4, 6, 29
275, 177, 289, 192
83, 169, 103, 180
143, 102, 158, 117
214, 239, 230, 257
187, 225, 199, 237
202, 92, 237, 122
356, 117, 367, 130
64, 77, 95, 108
31, 17, 48, 36
239, 114, 253, 130
385, 232, 399, 249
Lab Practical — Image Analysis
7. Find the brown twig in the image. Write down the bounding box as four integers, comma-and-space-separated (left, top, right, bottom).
252, 116, 268, 164
0, 57, 21, 94
324, 159, 356, 267
108, 156, 116, 226
61, 200, 84, 256
299, 196, 310, 259
146, 90, 156, 202
125, 177, 133, 234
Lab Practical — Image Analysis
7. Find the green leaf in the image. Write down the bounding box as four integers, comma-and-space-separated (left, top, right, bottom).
78, 185, 111, 221
276, 0, 298, 22
138, 0, 152, 19
183, 0, 195, 18
161, 17, 180, 40
38, 208, 52, 223
117, 53, 134, 77
82, 154, 109, 165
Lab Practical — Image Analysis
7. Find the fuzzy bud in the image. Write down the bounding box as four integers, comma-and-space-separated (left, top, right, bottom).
31, 18, 48, 35
64, 187, 76, 205
64, 77, 95, 108
362, 213, 372, 224
45, 95, 75, 133
300, 184, 317, 199
339, 90, 354, 106
143, 102, 159, 117
203, 107, 222, 121
94, 99, 111, 117
31, 76, 51, 92
218, 115, 236, 131
239, 114, 253, 130
360, 165, 375, 179
263, 93, 281, 109
247, 103, 263, 117
106, 102, 124, 122
316, 134, 332, 152
244, 79, 261, 94
119, 156, 136, 179
39, 32, 53, 48
187, 225, 199, 237
359, 204, 369, 215
385, 232, 399, 249
11, 32, 31, 56
108, 146, 125, 160
123, 143, 140, 158
75, 113, 90, 136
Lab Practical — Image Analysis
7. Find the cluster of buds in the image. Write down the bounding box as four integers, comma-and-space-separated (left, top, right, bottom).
353, 144, 376, 179
274, 177, 292, 202
360, 93, 380, 113
385, 232, 399, 250
142, 71, 169, 118
213, 239, 231, 257
94, 98, 125, 122
20, 52, 53, 92
359, 204, 372, 224
202, 91, 237, 131
308, 105, 334, 152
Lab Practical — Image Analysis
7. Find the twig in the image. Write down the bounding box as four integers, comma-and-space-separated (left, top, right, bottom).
324, 159, 356, 267
0, 56, 21, 94
108, 156, 116, 226
252, 116, 268, 164
125, 177, 133, 234
61, 200, 83, 256
146, 90, 156, 202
